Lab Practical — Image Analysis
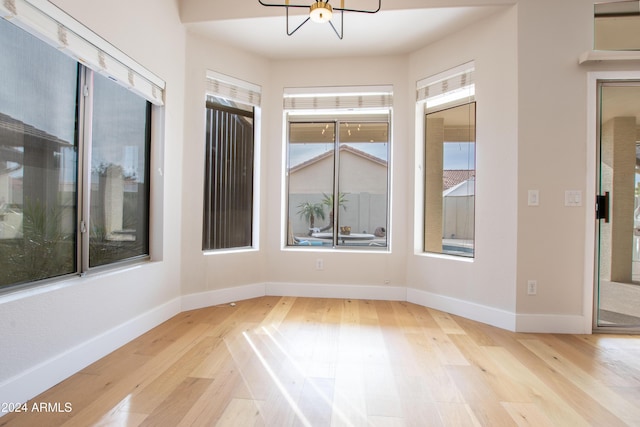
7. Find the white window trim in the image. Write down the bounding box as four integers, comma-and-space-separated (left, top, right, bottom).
0, 0, 165, 105
282, 85, 393, 251
417, 61, 475, 113
206, 70, 262, 107
416, 61, 476, 258
203, 71, 262, 251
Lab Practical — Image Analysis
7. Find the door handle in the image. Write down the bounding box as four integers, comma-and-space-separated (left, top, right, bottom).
596, 192, 609, 223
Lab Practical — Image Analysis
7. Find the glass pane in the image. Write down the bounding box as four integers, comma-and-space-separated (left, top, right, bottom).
337, 122, 389, 247
596, 82, 640, 328
424, 102, 476, 257
287, 122, 335, 246
0, 19, 78, 287
89, 73, 150, 267
594, 1, 640, 50
203, 97, 254, 250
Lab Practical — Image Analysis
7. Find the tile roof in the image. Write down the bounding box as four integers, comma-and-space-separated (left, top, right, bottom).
443, 169, 475, 190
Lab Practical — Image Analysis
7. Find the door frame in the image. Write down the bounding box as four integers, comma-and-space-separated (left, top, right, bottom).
587, 70, 640, 333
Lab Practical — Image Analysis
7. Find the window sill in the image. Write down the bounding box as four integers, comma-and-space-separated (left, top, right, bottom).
417, 251, 475, 263
579, 50, 640, 64
203, 247, 259, 256
0, 259, 149, 304
282, 246, 390, 254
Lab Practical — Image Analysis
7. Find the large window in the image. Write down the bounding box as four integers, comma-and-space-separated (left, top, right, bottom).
202, 72, 260, 251
286, 112, 390, 248
203, 97, 254, 250
0, 7, 159, 289
419, 62, 476, 257
0, 17, 79, 285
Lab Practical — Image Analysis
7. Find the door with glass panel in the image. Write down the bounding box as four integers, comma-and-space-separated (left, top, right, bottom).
595, 80, 640, 330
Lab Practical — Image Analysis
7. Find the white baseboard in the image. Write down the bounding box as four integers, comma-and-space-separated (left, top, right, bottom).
406, 287, 589, 334
180, 282, 406, 313
181, 284, 587, 333
515, 313, 589, 334
181, 283, 266, 311
406, 287, 517, 331
266, 282, 407, 301
0, 297, 181, 410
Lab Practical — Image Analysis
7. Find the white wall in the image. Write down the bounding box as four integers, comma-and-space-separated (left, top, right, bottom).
180, 0, 610, 331
0, 0, 186, 404
406, 6, 519, 328
513, 0, 640, 332
515, 0, 592, 323
180, 32, 269, 297
263, 55, 410, 288
179, 34, 411, 292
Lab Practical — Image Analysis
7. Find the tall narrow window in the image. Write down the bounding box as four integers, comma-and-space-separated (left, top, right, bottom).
203, 71, 260, 251
0, 2, 163, 290
89, 73, 151, 267
419, 62, 476, 257
203, 97, 254, 250
284, 86, 392, 249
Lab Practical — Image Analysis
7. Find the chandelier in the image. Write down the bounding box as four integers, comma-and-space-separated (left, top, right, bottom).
258, 0, 382, 39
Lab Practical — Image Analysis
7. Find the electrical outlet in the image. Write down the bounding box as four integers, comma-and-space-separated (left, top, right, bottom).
527, 280, 537, 295
316, 258, 323, 270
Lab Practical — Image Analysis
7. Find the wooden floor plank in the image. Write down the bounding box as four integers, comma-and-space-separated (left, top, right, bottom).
215, 398, 262, 427
484, 344, 615, 427
520, 338, 638, 426
138, 377, 213, 427
1, 297, 639, 427
500, 402, 555, 427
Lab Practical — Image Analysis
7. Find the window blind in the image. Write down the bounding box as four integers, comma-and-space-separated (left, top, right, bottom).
0, 0, 165, 105
206, 70, 262, 107
283, 85, 393, 111
416, 61, 475, 109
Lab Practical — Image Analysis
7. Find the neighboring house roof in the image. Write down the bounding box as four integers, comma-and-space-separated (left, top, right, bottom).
289, 144, 387, 173
0, 113, 72, 172
443, 169, 475, 191
0, 112, 71, 148
443, 176, 475, 197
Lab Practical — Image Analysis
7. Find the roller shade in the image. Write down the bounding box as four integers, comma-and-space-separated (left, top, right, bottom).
416, 61, 474, 111
284, 85, 393, 111
0, 0, 165, 105
206, 70, 261, 107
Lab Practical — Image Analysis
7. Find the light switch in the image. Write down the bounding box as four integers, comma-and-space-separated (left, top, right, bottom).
565, 190, 582, 207
528, 190, 539, 206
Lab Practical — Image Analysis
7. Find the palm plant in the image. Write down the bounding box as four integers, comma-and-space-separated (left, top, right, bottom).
297, 201, 325, 232
320, 192, 348, 231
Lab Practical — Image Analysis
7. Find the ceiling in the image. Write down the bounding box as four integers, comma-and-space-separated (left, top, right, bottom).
182, 1, 508, 60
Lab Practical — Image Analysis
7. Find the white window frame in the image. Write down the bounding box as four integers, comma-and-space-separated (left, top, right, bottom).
204, 71, 262, 253
283, 86, 393, 251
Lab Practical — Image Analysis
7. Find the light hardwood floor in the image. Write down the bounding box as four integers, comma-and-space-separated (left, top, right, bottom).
2, 296, 640, 426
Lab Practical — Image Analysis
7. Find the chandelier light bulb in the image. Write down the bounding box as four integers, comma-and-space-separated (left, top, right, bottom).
310, 2, 333, 23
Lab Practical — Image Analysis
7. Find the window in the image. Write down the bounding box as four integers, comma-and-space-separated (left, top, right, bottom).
594, 1, 640, 50
89, 74, 151, 267
203, 72, 260, 251
284, 87, 392, 249
0, 3, 162, 289
203, 97, 254, 250
418, 62, 476, 257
